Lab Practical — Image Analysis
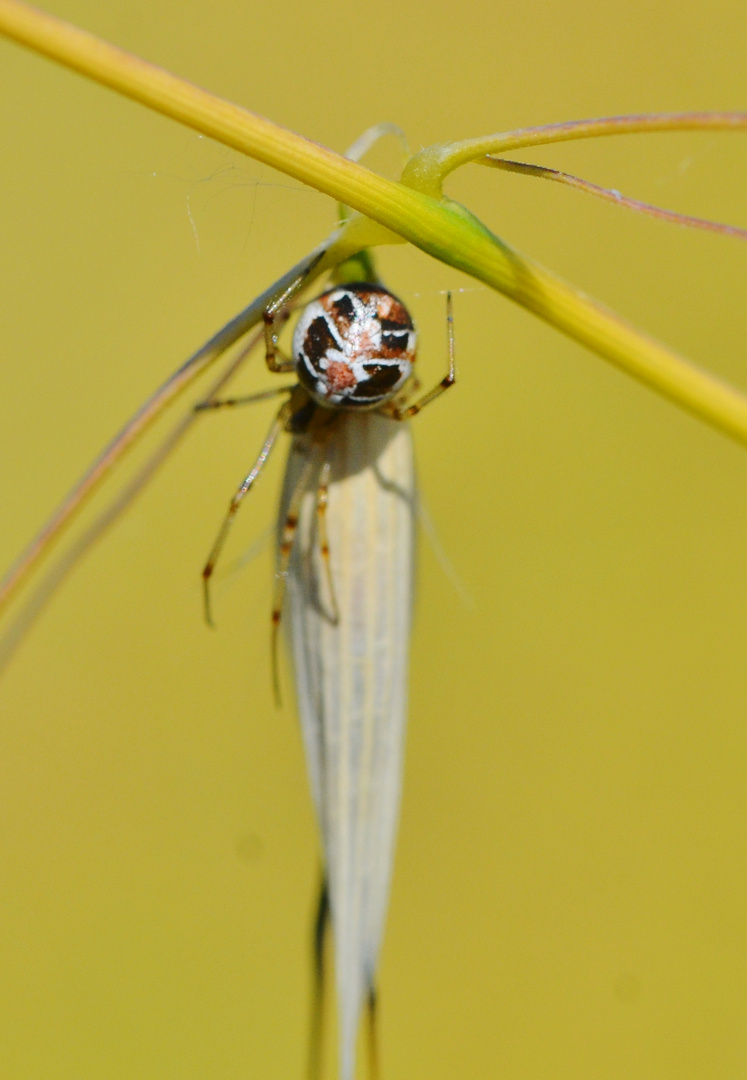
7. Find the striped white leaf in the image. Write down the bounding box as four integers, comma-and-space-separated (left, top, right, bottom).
280, 412, 416, 1080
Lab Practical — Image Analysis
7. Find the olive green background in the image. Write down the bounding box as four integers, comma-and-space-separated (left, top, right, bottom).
1, 0, 747, 1077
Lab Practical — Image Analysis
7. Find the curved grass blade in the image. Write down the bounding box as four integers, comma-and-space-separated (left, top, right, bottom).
405, 111, 747, 191
483, 157, 747, 241
0, 247, 329, 621
0, 323, 272, 674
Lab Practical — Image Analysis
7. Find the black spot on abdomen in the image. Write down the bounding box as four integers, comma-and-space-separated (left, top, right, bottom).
304, 316, 337, 366
330, 293, 356, 326
381, 332, 409, 353
353, 362, 403, 399
380, 317, 412, 333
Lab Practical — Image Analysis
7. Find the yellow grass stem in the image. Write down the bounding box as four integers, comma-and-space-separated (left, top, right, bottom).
1, 0, 747, 447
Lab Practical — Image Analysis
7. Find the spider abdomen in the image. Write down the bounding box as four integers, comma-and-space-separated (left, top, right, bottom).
292, 282, 416, 410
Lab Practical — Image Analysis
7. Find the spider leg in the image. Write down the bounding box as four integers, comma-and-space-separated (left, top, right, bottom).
194, 385, 296, 411
263, 285, 301, 373
201, 399, 292, 626
271, 449, 317, 704
315, 454, 339, 626
384, 291, 456, 421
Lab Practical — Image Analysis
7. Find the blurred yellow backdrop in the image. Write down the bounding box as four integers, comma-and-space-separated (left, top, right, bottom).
1, 0, 747, 1077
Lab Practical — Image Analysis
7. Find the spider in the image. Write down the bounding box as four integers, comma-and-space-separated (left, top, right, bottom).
196, 280, 456, 696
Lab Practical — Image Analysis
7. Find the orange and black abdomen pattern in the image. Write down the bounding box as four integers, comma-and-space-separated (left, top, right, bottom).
292, 283, 417, 410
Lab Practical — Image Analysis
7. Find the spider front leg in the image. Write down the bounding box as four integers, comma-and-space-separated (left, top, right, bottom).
201, 398, 292, 626
384, 291, 457, 421
194, 385, 296, 412
263, 304, 297, 374
261, 263, 322, 374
